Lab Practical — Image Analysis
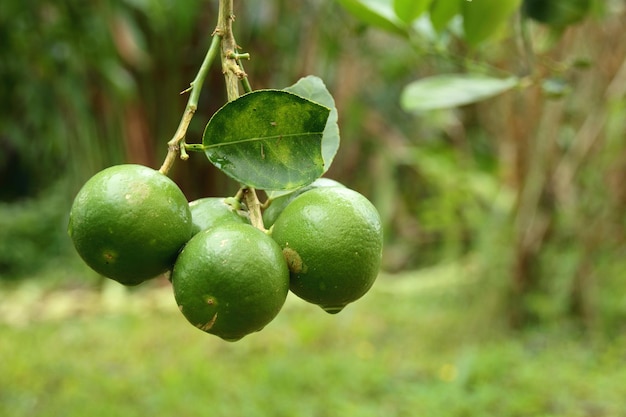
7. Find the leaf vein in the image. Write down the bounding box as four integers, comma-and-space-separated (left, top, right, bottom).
205, 131, 323, 149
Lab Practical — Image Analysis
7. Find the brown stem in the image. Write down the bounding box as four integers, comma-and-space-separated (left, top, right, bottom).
217, 0, 263, 229
216, 0, 246, 102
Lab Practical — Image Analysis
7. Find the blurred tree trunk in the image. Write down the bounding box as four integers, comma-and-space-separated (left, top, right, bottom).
488, 12, 626, 328
123, 102, 154, 166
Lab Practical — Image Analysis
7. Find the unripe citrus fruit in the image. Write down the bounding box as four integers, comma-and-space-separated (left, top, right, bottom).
172, 222, 289, 341
189, 197, 249, 235
271, 187, 383, 314
523, 0, 590, 28
68, 164, 192, 286
262, 177, 345, 229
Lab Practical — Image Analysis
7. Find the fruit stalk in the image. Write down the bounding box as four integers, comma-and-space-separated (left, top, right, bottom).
242, 187, 265, 231
159, 33, 222, 175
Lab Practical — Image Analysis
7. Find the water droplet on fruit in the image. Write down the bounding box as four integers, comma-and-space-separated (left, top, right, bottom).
321, 304, 345, 314
222, 336, 243, 342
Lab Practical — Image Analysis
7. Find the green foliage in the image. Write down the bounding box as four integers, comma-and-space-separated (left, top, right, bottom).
393, 0, 431, 24
337, 0, 523, 48
284, 76, 340, 175
461, 0, 521, 47
0, 184, 71, 279
202, 90, 330, 190
336, 0, 408, 36
0, 0, 215, 279
337, 0, 525, 110
0, 0, 125, 195
429, 0, 461, 33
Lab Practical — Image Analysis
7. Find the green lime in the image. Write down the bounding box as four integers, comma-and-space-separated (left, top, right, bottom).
172, 222, 289, 341
523, 0, 591, 28
262, 177, 345, 229
189, 197, 249, 235
68, 164, 192, 286
271, 187, 383, 314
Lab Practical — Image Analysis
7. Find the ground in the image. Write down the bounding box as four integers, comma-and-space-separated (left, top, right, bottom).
1, 263, 625, 417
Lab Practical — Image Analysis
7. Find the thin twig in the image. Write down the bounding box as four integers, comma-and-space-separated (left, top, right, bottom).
158, 33, 222, 175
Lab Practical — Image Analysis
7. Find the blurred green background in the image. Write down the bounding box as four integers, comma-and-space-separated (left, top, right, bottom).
2, 0, 626, 415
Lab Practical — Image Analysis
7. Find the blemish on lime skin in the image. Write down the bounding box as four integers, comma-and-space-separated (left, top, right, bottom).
283, 247, 306, 273
102, 250, 117, 264
197, 312, 218, 331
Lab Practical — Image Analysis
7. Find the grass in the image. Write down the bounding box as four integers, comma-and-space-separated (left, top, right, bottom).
1, 264, 626, 417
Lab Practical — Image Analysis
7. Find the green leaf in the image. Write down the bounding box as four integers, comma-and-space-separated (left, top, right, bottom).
462, 0, 521, 46
394, 0, 431, 24
283, 75, 340, 175
400, 74, 519, 111
202, 90, 330, 191
429, 0, 462, 32
337, 0, 407, 36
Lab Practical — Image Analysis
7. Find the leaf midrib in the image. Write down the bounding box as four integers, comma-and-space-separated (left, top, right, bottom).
204, 131, 324, 149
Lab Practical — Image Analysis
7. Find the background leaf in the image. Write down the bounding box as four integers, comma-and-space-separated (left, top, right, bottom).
336, 0, 407, 36
400, 74, 519, 111
284, 75, 340, 175
394, 0, 432, 24
462, 0, 521, 46
429, 0, 462, 32
202, 90, 330, 191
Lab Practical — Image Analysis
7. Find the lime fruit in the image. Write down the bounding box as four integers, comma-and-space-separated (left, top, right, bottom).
189, 197, 249, 235
68, 164, 192, 286
172, 222, 289, 341
262, 177, 345, 229
271, 187, 383, 314
523, 0, 591, 28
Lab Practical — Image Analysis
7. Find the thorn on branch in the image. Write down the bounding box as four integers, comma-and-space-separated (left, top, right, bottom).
227, 51, 250, 60
223, 61, 247, 80
234, 67, 247, 80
